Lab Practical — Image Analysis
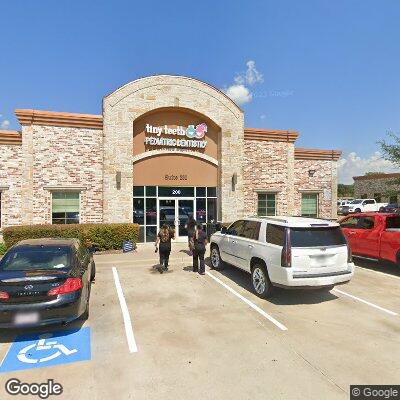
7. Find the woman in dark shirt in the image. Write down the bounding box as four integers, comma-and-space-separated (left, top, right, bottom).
155, 224, 175, 273
191, 224, 208, 275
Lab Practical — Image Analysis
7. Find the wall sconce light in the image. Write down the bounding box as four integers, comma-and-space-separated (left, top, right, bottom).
232, 172, 237, 192
116, 171, 121, 190
308, 169, 316, 177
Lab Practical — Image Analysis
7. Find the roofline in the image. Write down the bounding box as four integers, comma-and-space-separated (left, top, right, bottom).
294, 148, 342, 161
0, 130, 22, 145
15, 109, 103, 130
353, 173, 400, 180
244, 128, 299, 143
103, 74, 244, 113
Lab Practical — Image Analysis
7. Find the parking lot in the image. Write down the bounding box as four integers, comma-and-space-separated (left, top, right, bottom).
0, 243, 399, 399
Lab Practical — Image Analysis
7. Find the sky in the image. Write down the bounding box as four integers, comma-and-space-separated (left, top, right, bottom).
1, 0, 399, 184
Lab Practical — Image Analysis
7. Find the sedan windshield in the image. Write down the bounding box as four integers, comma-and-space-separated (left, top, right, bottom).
0, 246, 72, 271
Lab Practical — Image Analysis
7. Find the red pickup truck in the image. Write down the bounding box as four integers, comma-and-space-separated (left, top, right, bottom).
339, 213, 400, 265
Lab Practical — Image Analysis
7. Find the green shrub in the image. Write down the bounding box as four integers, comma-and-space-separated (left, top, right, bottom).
0, 242, 6, 255
2, 223, 140, 251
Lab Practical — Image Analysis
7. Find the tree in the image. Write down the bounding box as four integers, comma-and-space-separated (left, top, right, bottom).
378, 131, 400, 168
338, 183, 354, 198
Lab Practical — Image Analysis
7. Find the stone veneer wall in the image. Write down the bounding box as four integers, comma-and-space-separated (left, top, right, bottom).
20, 125, 103, 225
103, 75, 245, 224
293, 159, 337, 219
0, 145, 23, 227
354, 176, 400, 201
243, 140, 295, 216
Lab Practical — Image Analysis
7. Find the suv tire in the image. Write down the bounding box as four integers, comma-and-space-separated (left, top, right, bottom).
210, 245, 225, 270
251, 263, 274, 299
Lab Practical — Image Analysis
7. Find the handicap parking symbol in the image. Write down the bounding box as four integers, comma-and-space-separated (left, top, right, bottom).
0, 327, 91, 373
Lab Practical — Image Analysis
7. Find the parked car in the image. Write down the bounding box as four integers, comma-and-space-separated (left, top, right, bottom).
210, 217, 354, 298
337, 200, 353, 214
341, 199, 388, 215
340, 213, 400, 265
379, 203, 400, 213
0, 238, 95, 328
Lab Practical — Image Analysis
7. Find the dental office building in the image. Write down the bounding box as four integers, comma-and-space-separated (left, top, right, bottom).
0, 75, 341, 242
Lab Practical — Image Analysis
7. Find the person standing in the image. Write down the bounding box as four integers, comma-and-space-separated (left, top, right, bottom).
155, 224, 175, 273
191, 224, 208, 275
185, 215, 197, 256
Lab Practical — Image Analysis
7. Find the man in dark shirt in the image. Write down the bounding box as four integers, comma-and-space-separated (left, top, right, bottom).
191, 224, 208, 275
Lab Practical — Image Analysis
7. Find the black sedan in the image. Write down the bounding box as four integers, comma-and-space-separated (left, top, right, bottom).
0, 238, 95, 328
379, 203, 400, 213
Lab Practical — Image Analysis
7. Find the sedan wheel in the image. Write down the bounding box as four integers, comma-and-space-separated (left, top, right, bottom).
251, 264, 273, 299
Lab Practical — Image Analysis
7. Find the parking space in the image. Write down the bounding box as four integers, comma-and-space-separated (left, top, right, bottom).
0, 244, 399, 399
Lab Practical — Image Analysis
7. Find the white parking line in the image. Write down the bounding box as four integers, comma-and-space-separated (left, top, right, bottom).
356, 266, 400, 281
112, 267, 138, 353
333, 288, 398, 316
205, 271, 288, 331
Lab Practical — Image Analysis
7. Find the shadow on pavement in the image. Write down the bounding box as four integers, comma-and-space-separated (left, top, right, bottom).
355, 257, 400, 277
205, 257, 339, 306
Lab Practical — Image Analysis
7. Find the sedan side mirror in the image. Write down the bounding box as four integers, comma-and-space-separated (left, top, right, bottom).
221, 226, 228, 234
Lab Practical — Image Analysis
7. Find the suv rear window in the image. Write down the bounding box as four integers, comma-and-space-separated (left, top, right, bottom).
290, 227, 347, 248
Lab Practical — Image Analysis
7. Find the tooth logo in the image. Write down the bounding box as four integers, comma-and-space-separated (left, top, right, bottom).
186, 125, 196, 138
195, 123, 207, 139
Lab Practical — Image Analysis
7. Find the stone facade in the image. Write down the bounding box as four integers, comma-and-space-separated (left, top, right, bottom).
0, 75, 341, 231
243, 140, 295, 216
293, 158, 338, 219
0, 144, 23, 227
19, 125, 103, 225
354, 173, 400, 202
103, 75, 245, 224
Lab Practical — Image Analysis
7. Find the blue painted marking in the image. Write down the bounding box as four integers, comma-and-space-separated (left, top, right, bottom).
0, 327, 91, 373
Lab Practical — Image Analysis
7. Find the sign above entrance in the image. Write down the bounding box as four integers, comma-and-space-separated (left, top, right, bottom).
144, 123, 208, 149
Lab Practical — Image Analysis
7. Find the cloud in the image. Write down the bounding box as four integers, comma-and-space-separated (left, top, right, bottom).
1, 120, 10, 129
224, 60, 263, 105
225, 84, 252, 105
338, 151, 398, 184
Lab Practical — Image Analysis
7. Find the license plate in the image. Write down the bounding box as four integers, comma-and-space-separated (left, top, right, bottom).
14, 312, 40, 325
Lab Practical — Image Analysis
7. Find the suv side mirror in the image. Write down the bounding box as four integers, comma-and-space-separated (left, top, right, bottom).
221, 226, 228, 234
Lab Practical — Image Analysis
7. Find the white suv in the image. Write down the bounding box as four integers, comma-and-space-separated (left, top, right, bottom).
210, 216, 354, 298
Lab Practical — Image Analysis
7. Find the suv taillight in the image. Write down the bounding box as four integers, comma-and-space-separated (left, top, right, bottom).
281, 228, 292, 268
47, 278, 82, 296
0, 291, 9, 300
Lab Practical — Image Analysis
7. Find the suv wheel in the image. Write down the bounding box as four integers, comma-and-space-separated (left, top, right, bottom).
251, 264, 274, 299
210, 245, 224, 270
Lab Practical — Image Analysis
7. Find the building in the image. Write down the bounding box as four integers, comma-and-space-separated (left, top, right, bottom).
353, 173, 400, 203
0, 75, 341, 242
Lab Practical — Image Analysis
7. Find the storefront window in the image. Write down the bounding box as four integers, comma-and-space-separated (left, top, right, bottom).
133, 198, 144, 225
257, 193, 276, 216
207, 198, 217, 222
196, 198, 206, 223
52, 192, 80, 224
133, 186, 218, 243
196, 187, 206, 197
146, 198, 157, 225
301, 193, 318, 217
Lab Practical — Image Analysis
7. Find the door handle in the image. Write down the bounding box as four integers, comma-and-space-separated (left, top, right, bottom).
248, 244, 254, 248
231, 240, 236, 244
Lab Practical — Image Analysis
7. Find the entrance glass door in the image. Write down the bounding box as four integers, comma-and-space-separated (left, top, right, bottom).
158, 198, 194, 241
178, 199, 194, 237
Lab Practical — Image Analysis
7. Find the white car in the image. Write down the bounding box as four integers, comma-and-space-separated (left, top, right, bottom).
210, 216, 354, 298
341, 199, 388, 215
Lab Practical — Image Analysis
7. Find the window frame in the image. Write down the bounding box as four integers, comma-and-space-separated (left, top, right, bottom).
301, 192, 319, 218
257, 192, 277, 217
51, 191, 81, 225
